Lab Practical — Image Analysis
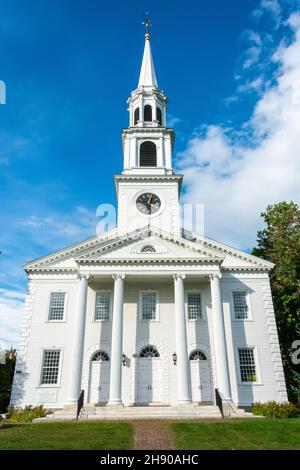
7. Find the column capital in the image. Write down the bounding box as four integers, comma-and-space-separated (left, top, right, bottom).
173, 273, 186, 281
209, 272, 222, 281
78, 273, 90, 281
112, 273, 126, 281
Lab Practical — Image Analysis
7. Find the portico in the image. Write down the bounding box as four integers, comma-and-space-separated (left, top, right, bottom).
68, 258, 232, 408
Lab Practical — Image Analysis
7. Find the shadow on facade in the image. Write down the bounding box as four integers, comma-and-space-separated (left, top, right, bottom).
221, 274, 255, 408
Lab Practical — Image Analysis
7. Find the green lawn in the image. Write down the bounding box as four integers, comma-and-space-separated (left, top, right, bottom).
172, 418, 300, 450
0, 422, 133, 450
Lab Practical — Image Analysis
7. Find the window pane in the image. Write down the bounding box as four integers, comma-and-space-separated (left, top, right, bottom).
233, 292, 248, 319
49, 292, 65, 321
142, 292, 156, 320
95, 293, 111, 320
238, 348, 256, 382
41, 350, 60, 384
188, 293, 202, 320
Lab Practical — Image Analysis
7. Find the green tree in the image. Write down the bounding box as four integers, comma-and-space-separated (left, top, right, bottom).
252, 201, 300, 402
0, 350, 16, 412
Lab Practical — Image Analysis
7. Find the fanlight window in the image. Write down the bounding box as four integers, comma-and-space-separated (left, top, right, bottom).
139, 345, 160, 358
134, 107, 140, 125
156, 107, 162, 126
140, 141, 157, 167
141, 245, 156, 253
144, 104, 152, 122
91, 351, 110, 362
189, 350, 207, 361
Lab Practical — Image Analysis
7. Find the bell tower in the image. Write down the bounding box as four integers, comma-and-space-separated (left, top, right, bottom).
115, 18, 182, 236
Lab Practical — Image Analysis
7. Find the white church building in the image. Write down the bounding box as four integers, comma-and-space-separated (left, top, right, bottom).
11, 26, 287, 417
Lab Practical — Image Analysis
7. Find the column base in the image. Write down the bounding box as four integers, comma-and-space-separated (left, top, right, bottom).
107, 401, 124, 407
177, 400, 192, 406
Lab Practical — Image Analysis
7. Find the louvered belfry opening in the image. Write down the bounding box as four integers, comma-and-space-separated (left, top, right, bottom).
140, 141, 157, 166
144, 104, 152, 122
134, 107, 140, 125
157, 107, 162, 126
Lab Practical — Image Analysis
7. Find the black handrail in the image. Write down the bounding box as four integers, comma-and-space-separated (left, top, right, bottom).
215, 388, 224, 418
77, 390, 84, 419
215, 388, 234, 418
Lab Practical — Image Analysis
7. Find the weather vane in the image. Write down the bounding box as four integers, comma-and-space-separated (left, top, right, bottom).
142, 12, 151, 39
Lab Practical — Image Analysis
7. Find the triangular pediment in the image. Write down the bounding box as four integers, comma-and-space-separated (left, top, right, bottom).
24, 225, 273, 272
76, 229, 223, 263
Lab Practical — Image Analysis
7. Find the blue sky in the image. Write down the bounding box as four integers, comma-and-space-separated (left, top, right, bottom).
1, 0, 300, 346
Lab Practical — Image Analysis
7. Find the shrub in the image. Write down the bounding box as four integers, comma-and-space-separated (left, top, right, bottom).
252, 401, 297, 418
7, 405, 47, 423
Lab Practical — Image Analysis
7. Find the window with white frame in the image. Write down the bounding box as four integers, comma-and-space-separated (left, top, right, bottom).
40, 350, 61, 385
238, 348, 257, 382
95, 292, 111, 320
141, 292, 157, 320
233, 291, 249, 319
187, 292, 202, 320
48, 292, 66, 321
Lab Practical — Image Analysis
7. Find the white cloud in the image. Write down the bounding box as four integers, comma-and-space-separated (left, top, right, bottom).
253, 0, 282, 27
0, 289, 25, 348
19, 205, 97, 248
177, 12, 300, 250
242, 46, 262, 69
237, 77, 264, 94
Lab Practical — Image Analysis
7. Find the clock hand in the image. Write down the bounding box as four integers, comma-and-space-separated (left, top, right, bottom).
147, 194, 153, 204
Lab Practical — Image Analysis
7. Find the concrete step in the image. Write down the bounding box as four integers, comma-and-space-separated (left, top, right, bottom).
78, 405, 223, 420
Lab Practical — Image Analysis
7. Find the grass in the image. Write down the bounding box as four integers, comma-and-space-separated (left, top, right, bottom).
171, 418, 300, 450
1, 418, 300, 450
0, 421, 133, 450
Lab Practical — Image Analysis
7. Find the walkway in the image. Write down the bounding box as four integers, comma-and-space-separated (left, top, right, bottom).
133, 420, 175, 450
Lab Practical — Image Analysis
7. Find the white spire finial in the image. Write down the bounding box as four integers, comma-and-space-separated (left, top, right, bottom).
138, 14, 158, 88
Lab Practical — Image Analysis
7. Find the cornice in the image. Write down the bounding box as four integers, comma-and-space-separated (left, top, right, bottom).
76, 257, 221, 266
202, 237, 274, 269
114, 174, 183, 194
24, 229, 118, 271
122, 127, 174, 135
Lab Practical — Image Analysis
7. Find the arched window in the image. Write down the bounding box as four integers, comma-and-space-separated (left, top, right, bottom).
140, 141, 157, 167
134, 107, 140, 125
189, 350, 207, 361
144, 105, 152, 122
139, 345, 160, 358
91, 351, 110, 362
141, 245, 156, 253
156, 107, 162, 126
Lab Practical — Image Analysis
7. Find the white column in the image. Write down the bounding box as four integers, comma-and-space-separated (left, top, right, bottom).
108, 273, 125, 405
69, 274, 88, 403
209, 273, 231, 399
173, 274, 191, 404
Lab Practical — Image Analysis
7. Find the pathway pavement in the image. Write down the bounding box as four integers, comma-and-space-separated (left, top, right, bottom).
132, 420, 175, 450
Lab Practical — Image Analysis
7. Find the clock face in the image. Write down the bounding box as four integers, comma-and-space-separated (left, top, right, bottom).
136, 193, 161, 215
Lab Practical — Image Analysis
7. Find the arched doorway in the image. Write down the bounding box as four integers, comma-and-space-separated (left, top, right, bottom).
137, 345, 161, 404
189, 349, 212, 402
89, 350, 110, 404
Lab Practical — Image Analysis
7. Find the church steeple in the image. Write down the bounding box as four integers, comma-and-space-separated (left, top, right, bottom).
122, 20, 174, 176
138, 25, 158, 88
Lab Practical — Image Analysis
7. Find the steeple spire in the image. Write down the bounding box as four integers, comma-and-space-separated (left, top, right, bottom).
138, 14, 158, 88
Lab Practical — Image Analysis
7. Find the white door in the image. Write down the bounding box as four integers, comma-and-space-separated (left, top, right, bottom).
138, 358, 161, 403
190, 360, 212, 402
89, 361, 110, 404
